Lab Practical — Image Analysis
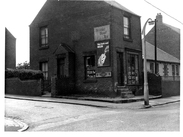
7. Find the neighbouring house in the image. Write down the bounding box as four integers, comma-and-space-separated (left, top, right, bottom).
30, 0, 142, 97
145, 13, 180, 97
145, 13, 180, 78
146, 13, 180, 60
145, 41, 180, 79
5, 28, 16, 69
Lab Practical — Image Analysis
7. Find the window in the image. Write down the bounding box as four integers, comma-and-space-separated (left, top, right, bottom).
163, 64, 169, 76
156, 63, 159, 74
84, 55, 96, 80
123, 16, 131, 39
176, 65, 179, 76
172, 65, 175, 76
40, 62, 48, 80
40, 26, 48, 47
127, 53, 139, 85
150, 62, 155, 73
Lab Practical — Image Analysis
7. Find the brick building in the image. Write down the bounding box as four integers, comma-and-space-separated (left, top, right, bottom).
30, 0, 142, 97
5, 28, 16, 69
145, 13, 180, 77
146, 13, 180, 59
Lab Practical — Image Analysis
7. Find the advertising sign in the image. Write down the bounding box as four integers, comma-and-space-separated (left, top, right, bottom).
96, 72, 112, 78
94, 25, 110, 41
97, 41, 110, 67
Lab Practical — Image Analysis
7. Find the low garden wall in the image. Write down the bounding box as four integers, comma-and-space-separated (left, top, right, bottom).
5, 68, 43, 96
162, 80, 180, 97
5, 78, 42, 96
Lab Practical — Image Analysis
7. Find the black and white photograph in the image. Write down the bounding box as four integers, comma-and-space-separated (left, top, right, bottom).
1, 0, 182, 133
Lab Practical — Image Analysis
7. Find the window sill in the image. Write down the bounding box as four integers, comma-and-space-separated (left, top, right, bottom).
39, 46, 49, 50
123, 37, 133, 42
83, 79, 97, 83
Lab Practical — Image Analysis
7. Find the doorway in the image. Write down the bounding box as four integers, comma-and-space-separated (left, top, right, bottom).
117, 52, 124, 86
57, 58, 65, 78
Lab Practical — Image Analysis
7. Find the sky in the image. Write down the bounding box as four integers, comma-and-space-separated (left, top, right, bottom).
1, 0, 183, 65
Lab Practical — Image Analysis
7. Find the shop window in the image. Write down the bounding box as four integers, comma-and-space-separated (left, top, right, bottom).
127, 53, 139, 85
40, 62, 48, 80
84, 55, 96, 80
123, 16, 131, 39
40, 26, 48, 48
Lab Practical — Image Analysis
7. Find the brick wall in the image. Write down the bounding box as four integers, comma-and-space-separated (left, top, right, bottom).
162, 80, 180, 97
5, 28, 16, 69
5, 78, 42, 96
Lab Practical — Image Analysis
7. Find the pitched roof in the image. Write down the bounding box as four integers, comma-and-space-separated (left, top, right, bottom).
144, 41, 180, 63
164, 23, 180, 34
105, 1, 139, 16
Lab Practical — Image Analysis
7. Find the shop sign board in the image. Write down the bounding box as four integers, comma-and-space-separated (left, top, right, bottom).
94, 25, 110, 41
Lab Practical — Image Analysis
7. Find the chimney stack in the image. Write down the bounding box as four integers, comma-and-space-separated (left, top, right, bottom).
156, 13, 163, 24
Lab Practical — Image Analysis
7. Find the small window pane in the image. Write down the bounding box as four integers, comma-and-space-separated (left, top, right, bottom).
124, 17, 129, 26
124, 28, 129, 35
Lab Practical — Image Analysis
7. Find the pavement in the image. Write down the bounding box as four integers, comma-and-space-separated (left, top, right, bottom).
4, 94, 180, 132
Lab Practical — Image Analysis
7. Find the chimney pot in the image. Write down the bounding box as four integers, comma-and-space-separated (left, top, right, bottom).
156, 13, 163, 24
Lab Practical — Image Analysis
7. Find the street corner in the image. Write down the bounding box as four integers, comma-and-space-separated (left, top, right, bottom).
4, 117, 29, 132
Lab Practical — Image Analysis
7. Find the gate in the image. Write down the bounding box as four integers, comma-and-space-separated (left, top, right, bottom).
41, 80, 51, 94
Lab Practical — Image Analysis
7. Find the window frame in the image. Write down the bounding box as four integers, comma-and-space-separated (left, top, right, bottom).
163, 64, 169, 76
40, 26, 48, 48
123, 16, 131, 40
84, 55, 96, 81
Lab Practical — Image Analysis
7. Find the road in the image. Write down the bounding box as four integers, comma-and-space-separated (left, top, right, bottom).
5, 98, 180, 131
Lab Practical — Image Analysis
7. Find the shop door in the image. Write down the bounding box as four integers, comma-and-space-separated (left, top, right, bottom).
117, 52, 124, 86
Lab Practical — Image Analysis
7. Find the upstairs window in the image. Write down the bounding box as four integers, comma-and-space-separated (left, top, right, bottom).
123, 16, 131, 39
40, 26, 48, 48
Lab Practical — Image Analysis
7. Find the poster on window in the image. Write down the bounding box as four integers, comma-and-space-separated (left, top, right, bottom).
97, 41, 110, 67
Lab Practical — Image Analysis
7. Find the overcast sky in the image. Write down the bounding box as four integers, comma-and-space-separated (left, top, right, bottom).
1, 0, 183, 65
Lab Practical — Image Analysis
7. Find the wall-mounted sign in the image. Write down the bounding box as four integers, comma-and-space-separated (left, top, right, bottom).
96, 72, 112, 78
97, 41, 110, 67
94, 25, 110, 41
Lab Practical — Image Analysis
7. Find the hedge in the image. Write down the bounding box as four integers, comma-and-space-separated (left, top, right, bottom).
5, 68, 43, 80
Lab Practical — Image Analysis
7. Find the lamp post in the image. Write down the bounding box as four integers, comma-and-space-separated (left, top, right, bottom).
142, 18, 154, 107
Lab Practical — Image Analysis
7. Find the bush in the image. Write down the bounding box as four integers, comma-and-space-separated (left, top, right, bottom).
141, 71, 162, 96
5, 68, 43, 80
